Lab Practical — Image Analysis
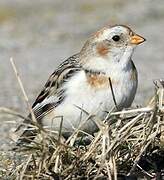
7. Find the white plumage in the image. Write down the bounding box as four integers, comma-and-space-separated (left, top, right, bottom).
16, 25, 145, 145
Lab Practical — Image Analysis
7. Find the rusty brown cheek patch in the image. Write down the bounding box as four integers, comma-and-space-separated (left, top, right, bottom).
87, 74, 109, 89
96, 43, 109, 56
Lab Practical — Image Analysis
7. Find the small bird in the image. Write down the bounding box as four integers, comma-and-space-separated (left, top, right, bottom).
16, 24, 145, 145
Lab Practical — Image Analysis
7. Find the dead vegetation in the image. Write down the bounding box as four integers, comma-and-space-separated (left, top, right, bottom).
0, 59, 164, 179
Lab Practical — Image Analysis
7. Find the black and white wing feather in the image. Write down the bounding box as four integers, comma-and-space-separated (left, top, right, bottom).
16, 53, 81, 145
32, 53, 81, 119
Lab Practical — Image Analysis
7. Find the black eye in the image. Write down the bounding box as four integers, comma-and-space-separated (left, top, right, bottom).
112, 35, 120, 42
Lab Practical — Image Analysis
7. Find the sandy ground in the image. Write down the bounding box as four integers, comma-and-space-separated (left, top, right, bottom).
0, 0, 164, 149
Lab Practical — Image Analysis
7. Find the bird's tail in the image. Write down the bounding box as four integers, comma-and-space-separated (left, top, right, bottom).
14, 115, 38, 147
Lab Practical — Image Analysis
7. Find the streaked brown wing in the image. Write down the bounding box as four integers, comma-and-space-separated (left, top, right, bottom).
15, 53, 81, 145
32, 53, 80, 108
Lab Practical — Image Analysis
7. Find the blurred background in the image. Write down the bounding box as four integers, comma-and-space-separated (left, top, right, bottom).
0, 0, 164, 149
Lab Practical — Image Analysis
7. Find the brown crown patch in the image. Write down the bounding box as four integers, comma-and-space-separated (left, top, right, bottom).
96, 42, 109, 56
94, 27, 107, 38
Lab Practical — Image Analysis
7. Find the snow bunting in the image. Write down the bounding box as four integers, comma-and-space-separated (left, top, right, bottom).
16, 24, 145, 145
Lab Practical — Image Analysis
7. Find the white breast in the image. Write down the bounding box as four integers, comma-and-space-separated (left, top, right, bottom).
42, 61, 137, 135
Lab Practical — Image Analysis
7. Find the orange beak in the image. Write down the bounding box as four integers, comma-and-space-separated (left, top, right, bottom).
130, 34, 146, 45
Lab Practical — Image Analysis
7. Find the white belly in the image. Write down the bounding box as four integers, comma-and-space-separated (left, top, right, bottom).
42, 69, 137, 135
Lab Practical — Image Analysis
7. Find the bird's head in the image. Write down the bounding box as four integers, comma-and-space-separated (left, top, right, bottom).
80, 25, 145, 68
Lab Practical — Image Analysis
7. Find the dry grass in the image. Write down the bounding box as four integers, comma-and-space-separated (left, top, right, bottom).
0, 59, 164, 179
0, 79, 163, 179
